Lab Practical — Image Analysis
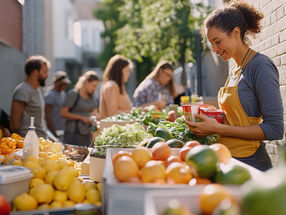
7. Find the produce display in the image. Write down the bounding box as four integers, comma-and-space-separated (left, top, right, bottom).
0, 133, 23, 162
101, 107, 168, 125
147, 117, 217, 144
0, 136, 101, 212
0, 104, 281, 215
93, 123, 152, 158
111, 142, 251, 185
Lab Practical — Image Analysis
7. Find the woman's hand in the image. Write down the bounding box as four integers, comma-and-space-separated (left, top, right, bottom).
185, 114, 219, 137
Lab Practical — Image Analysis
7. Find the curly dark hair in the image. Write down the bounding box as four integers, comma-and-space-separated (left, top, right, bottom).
203, 0, 263, 45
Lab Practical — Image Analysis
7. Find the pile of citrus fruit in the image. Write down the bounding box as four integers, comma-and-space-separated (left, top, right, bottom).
112, 141, 251, 185
11, 154, 101, 211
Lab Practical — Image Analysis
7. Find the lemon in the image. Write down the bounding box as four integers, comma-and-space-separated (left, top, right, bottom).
45, 171, 58, 184
42, 159, 60, 173
66, 166, 79, 177
57, 158, 71, 169
50, 201, 63, 209
12, 159, 23, 166
13, 193, 38, 211
30, 178, 45, 188
53, 190, 68, 202
25, 155, 40, 164
67, 180, 86, 203
84, 181, 97, 192
32, 167, 46, 179
38, 204, 50, 210
83, 199, 92, 204
63, 200, 75, 207
97, 183, 102, 193
24, 161, 40, 170
86, 189, 101, 203
31, 184, 54, 204
53, 168, 75, 191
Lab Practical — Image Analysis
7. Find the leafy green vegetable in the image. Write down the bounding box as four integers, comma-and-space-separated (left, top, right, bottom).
101, 108, 167, 125
147, 117, 217, 144
93, 123, 152, 158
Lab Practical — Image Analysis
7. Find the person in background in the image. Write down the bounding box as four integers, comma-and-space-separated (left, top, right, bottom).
0, 108, 11, 137
185, 0, 284, 171
61, 71, 99, 147
132, 60, 175, 110
45, 71, 71, 139
99, 55, 132, 119
10, 55, 50, 138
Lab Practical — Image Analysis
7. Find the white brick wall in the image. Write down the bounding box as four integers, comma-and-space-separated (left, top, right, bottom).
247, 0, 286, 165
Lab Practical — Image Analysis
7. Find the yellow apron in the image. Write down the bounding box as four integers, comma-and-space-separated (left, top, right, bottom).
218, 50, 262, 157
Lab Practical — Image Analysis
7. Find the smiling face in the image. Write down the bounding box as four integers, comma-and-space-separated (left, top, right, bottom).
207, 27, 239, 61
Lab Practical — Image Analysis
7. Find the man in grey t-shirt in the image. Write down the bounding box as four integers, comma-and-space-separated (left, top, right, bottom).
10, 55, 50, 138
45, 71, 71, 138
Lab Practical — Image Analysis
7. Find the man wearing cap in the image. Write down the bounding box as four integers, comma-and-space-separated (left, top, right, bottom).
45, 71, 71, 138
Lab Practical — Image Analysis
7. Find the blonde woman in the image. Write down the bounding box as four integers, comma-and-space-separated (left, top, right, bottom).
99, 55, 132, 119
61, 71, 99, 146
133, 60, 175, 109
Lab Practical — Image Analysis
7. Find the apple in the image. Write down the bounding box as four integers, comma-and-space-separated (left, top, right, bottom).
0, 194, 11, 215
168, 110, 177, 122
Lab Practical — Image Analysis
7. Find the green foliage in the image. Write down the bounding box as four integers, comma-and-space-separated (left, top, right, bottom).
94, 0, 211, 84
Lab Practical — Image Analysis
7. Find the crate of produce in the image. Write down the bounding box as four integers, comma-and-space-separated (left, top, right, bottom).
102, 148, 262, 215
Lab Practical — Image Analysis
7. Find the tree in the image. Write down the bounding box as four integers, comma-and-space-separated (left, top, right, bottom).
95, 0, 210, 87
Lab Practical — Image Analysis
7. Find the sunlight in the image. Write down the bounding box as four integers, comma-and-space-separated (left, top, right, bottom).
17, 0, 25, 5
73, 21, 82, 46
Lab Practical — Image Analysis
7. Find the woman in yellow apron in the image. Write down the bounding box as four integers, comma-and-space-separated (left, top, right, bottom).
186, 0, 284, 171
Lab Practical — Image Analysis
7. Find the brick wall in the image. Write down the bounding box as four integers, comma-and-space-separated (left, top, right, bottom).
248, 0, 286, 165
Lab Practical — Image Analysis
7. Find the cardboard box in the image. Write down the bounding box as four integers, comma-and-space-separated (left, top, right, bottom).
102, 148, 262, 215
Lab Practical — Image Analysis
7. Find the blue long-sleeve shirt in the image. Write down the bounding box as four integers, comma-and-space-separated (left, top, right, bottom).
237, 53, 284, 140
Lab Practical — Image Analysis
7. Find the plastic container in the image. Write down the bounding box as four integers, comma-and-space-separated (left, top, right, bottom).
23, 117, 39, 161
0, 165, 33, 203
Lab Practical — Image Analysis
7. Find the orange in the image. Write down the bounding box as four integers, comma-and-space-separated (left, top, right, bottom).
151, 142, 171, 161
166, 162, 192, 184
165, 155, 182, 167
209, 143, 232, 164
131, 146, 152, 168
113, 156, 139, 182
199, 184, 233, 215
112, 150, 131, 165
184, 140, 201, 148
140, 160, 166, 183
179, 146, 192, 161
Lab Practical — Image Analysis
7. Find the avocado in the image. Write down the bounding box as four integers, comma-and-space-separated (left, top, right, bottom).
155, 127, 172, 141
215, 165, 251, 185
166, 139, 184, 148
138, 140, 148, 147
146, 137, 165, 148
